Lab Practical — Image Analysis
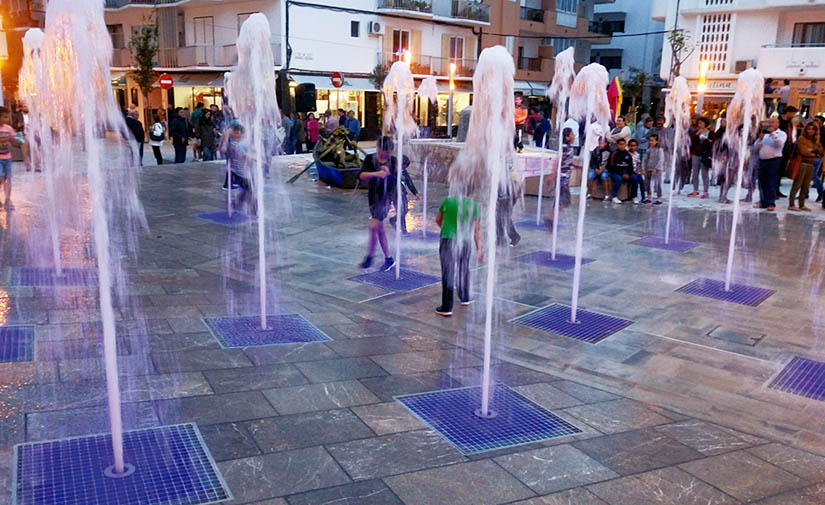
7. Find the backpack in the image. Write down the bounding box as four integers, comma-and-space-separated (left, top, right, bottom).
149, 123, 164, 142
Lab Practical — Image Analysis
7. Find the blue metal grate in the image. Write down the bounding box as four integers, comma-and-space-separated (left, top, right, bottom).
396, 384, 581, 455
350, 268, 440, 292
514, 251, 594, 270
677, 278, 774, 307
195, 211, 254, 227
0, 326, 35, 363
631, 235, 700, 252
514, 219, 557, 232
511, 303, 632, 344
13, 424, 231, 505
768, 357, 825, 401
9, 268, 98, 287
203, 314, 331, 348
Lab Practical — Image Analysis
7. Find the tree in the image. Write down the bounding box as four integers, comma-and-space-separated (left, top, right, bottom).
369, 63, 388, 91
622, 66, 649, 123
130, 20, 159, 127
667, 29, 695, 84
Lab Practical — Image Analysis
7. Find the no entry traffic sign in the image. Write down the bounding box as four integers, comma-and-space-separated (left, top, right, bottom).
330, 72, 344, 89
158, 73, 174, 90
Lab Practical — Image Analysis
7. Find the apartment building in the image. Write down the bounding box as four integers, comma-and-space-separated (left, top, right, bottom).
482, 0, 610, 103
654, 0, 825, 117
1, 0, 47, 105
592, 0, 665, 116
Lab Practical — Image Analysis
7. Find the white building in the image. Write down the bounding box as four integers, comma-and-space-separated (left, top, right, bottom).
591, 0, 665, 115
653, 0, 825, 116
104, 0, 490, 138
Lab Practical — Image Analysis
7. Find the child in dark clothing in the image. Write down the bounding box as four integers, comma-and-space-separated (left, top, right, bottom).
544, 127, 574, 230
607, 138, 640, 204
388, 156, 418, 235
219, 122, 256, 214
359, 136, 396, 271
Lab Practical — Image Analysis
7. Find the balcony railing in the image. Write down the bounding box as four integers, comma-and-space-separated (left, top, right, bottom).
105, 0, 182, 7
520, 7, 545, 22
757, 45, 825, 80
377, 0, 433, 12
518, 56, 543, 71
450, 0, 490, 23
111, 43, 282, 68
379, 52, 476, 77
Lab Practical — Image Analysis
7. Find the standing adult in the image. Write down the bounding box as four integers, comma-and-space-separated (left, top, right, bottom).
149, 114, 166, 165
755, 117, 787, 211
635, 114, 653, 160
170, 107, 189, 164
324, 110, 338, 135
777, 79, 791, 115
305, 113, 319, 152
763, 78, 776, 118
687, 117, 715, 198
562, 116, 579, 154
778, 106, 799, 198
801, 80, 819, 118
789, 122, 824, 211
514, 92, 528, 152
125, 109, 145, 166
293, 113, 306, 154
198, 110, 218, 161
535, 110, 552, 149
607, 116, 631, 151
282, 112, 295, 155
346, 110, 361, 142
191, 102, 205, 161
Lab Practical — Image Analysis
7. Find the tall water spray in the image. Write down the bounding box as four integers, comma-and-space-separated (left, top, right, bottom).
383, 61, 417, 279
229, 14, 280, 329
544, 47, 576, 259
723, 69, 764, 290
33, 0, 146, 474
451, 46, 515, 417
417, 76, 439, 235
663, 77, 691, 245
568, 64, 611, 323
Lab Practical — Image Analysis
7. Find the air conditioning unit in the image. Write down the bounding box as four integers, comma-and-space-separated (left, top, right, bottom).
734, 59, 754, 72
369, 21, 384, 36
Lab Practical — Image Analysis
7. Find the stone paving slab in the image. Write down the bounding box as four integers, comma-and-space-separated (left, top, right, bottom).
245, 409, 375, 452
285, 479, 403, 505
261, 380, 380, 415
494, 445, 618, 495
586, 466, 739, 505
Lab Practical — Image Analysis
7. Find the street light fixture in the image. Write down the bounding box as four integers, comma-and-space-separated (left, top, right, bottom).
447, 62, 456, 139
697, 60, 709, 114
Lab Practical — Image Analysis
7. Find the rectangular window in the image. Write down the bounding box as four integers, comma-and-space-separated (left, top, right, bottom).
556, 0, 578, 14
599, 55, 622, 70
193, 16, 214, 46
392, 29, 410, 57
546, 37, 576, 56
351, 20, 360, 38
793, 23, 825, 47
449, 36, 464, 62
107, 24, 125, 49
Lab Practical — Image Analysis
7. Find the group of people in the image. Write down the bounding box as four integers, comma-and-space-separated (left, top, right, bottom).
280, 109, 361, 155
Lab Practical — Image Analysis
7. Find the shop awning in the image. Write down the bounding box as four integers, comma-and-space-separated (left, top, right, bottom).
514, 80, 547, 97
162, 72, 224, 88
291, 74, 377, 92
111, 71, 128, 86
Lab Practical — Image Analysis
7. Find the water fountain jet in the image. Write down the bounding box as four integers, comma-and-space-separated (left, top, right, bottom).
663, 77, 691, 245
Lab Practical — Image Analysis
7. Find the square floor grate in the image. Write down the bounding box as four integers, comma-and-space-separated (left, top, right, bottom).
677, 278, 774, 307
195, 211, 254, 227
631, 235, 700, 252
0, 326, 35, 363
349, 268, 440, 292
768, 357, 825, 401
396, 384, 581, 455
9, 268, 98, 287
13, 423, 231, 505
511, 303, 633, 344
514, 251, 595, 270
203, 314, 331, 348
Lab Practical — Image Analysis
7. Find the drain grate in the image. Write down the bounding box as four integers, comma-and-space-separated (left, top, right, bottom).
13, 424, 231, 505
0, 326, 35, 363
195, 211, 254, 227
677, 278, 774, 307
768, 357, 825, 402
203, 314, 331, 348
630, 235, 699, 252
514, 251, 595, 270
396, 384, 581, 455
9, 268, 98, 287
511, 303, 632, 344
350, 268, 440, 292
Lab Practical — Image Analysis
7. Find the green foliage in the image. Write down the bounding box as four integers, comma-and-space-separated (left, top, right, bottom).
130, 20, 159, 102
622, 66, 648, 101
369, 63, 388, 91
667, 29, 694, 83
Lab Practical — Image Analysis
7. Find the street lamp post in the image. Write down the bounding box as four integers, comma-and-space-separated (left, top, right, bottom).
447, 62, 455, 139
697, 61, 709, 115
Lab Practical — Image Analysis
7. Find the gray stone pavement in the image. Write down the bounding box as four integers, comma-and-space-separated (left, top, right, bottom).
1, 153, 825, 504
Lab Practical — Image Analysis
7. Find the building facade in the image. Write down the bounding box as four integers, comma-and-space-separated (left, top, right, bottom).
1, 0, 47, 105
592, 0, 665, 117
653, 0, 825, 117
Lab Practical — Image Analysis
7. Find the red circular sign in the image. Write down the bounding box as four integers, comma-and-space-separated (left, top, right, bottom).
330, 72, 344, 89
158, 73, 174, 90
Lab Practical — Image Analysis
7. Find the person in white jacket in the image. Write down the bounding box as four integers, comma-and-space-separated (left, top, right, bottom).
607, 116, 631, 151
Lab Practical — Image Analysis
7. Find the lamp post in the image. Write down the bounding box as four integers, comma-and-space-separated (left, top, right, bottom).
447, 62, 456, 139
697, 60, 709, 115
